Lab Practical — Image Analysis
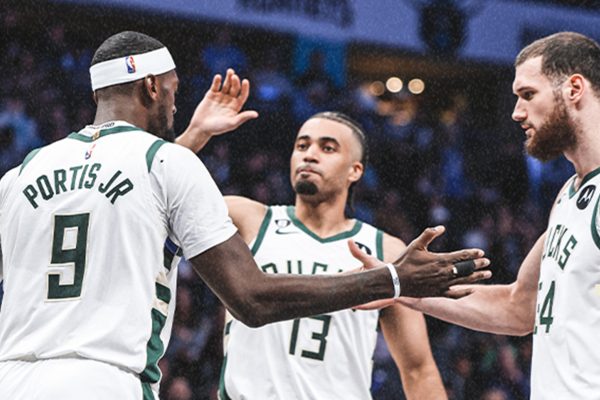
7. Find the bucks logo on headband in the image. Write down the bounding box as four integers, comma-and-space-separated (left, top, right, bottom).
125, 56, 136, 73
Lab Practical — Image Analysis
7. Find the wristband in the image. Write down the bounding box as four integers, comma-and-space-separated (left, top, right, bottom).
385, 263, 401, 298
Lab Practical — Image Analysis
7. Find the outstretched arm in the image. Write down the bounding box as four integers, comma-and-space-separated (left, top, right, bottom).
190, 226, 490, 328
378, 234, 446, 400
176, 69, 258, 153
400, 233, 544, 336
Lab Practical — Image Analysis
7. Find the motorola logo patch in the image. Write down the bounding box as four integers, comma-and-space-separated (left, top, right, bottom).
577, 185, 596, 210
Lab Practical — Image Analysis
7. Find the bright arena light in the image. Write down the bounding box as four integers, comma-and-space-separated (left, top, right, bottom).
385, 77, 403, 93
369, 81, 385, 96
408, 78, 425, 94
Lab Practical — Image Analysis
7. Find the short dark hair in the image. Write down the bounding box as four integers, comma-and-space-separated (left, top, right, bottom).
91, 31, 165, 95
308, 111, 369, 214
91, 31, 165, 66
516, 32, 600, 96
309, 111, 368, 169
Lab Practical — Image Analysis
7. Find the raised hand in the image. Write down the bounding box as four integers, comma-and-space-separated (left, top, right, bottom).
350, 226, 491, 304
392, 226, 491, 297
177, 68, 259, 152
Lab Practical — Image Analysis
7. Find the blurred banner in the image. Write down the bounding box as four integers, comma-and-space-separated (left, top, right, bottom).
52, 0, 600, 63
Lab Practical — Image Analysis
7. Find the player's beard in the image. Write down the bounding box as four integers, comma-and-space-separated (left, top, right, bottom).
148, 103, 176, 142
294, 180, 319, 195
525, 93, 578, 162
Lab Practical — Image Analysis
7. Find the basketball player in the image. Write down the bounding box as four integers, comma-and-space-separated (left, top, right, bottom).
219, 112, 447, 399
0, 31, 489, 399
360, 32, 600, 399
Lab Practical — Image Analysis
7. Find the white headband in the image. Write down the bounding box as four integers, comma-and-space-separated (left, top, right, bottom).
89, 47, 176, 91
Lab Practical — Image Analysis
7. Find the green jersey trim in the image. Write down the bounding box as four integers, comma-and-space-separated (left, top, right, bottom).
156, 282, 171, 304
146, 139, 167, 172
591, 194, 600, 250
250, 207, 273, 255
163, 247, 175, 271
286, 206, 363, 243
19, 148, 42, 175
140, 309, 167, 383
569, 166, 600, 198
376, 230, 384, 261
67, 126, 141, 142
141, 382, 155, 400
218, 355, 233, 400
141, 282, 171, 385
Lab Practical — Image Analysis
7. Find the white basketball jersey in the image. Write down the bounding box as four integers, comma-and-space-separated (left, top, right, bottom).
0, 121, 235, 393
531, 169, 600, 399
220, 205, 381, 400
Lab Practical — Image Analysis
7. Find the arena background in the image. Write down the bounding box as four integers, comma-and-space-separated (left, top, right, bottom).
1, 0, 600, 399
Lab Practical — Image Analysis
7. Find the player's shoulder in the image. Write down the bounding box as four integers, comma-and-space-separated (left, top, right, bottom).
0, 166, 21, 207
153, 140, 199, 159
5, 140, 59, 179
354, 218, 402, 242
224, 196, 269, 244
225, 196, 267, 216
147, 140, 206, 174
379, 230, 407, 262
0, 166, 20, 190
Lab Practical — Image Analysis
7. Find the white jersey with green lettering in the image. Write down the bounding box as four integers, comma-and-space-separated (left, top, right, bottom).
532, 168, 600, 399
0, 121, 236, 397
220, 205, 382, 400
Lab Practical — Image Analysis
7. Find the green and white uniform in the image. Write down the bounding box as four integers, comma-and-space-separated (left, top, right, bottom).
0, 121, 236, 399
532, 168, 600, 399
220, 205, 383, 400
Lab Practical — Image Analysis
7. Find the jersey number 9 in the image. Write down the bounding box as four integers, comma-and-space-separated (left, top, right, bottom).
47, 213, 90, 300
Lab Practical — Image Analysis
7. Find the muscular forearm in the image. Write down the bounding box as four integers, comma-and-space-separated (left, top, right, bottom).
402, 365, 447, 400
243, 270, 395, 326
380, 305, 447, 400
192, 234, 394, 327
405, 284, 534, 336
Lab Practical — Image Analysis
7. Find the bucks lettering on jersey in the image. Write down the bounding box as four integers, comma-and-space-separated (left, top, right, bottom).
220, 205, 383, 400
531, 168, 600, 399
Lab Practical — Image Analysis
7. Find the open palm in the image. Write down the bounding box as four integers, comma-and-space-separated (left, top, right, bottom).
189, 68, 258, 137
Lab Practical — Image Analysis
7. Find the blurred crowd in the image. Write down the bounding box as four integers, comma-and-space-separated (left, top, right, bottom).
0, 3, 576, 400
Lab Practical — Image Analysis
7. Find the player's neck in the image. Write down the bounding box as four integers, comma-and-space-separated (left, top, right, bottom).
93, 99, 148, 132
564, 106, 600, 182
294, 195, 353, 237
566, 142, 600, 184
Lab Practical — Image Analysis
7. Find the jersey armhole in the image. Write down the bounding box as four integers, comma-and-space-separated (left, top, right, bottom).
250, 207, 273, 255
